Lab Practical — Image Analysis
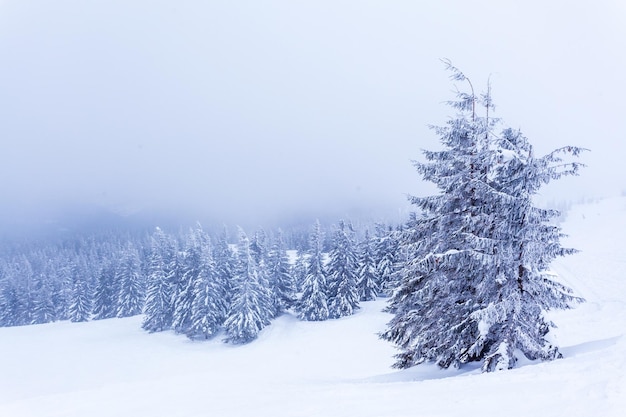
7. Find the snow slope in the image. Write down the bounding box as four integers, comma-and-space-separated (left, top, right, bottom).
1, 197, 625, 417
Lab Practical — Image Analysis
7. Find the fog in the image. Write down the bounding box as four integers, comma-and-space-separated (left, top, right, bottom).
1, 1, 624, 232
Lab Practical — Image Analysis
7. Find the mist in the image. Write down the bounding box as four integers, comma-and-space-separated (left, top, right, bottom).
1, 0, 624, 233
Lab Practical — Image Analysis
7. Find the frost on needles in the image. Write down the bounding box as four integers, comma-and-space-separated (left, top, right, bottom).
381, 61, 587, 372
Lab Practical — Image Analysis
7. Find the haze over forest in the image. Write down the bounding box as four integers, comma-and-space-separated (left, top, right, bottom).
1, 1, 625, 234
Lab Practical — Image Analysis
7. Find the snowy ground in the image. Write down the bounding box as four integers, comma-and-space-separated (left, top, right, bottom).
1, 197, 625, 417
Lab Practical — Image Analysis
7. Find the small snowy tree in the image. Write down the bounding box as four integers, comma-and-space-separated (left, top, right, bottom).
223, 229, 272, 344
92, 263, 117, 320
187, 231, 229, 340
382, 62, 585, 371
291, 250, 308, 293
68, 262, 92, 323
213, 226, 235, 309
295, 220, 329, 321
267, 229, 297, 316
356, 230, 379, 302
115, 246, 144, 318
327, 220, 360, 318
374, 223, 399, 296
142, 228, 176, 332
172, 226, 206, 334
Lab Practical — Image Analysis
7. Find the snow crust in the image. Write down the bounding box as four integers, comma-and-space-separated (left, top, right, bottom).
2, 197, 626, 416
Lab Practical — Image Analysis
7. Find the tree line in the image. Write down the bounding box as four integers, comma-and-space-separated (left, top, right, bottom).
0, 221, 401, 344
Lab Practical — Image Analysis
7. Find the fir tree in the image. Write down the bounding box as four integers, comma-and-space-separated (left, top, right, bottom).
224, 229, 272, 344
356, 230, 379, 302
187, 235, 228, 339
382, 62, 585, 371
472, 127, 586, 371
92, 263, 117, 320
213, 226, 235, 308
291, 249, 308, 293
142, 228, 176, 332
295, 220, 329, 321
68, 262, 92, 322
327, 220, 360, 318
172, 226, 204, 334
0, 265, 25, 327
267, 229, 297, 316
116, 246, 144, 318
31, 272, 56, 324
374, 223, 399, 296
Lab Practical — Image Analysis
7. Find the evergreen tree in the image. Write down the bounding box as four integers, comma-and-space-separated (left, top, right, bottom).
142, 228, 176, 332
31, 272, 56, 324
471, 127, 586, 371
116, 246, 144, 318
224, 229, 272, 344
327, 220, 360, 318
172, 227, 204, 334
291, 249, 308, 293
187, 233, 228, 339
249, 228, 269, 267
267, 229, 297, 316
0, 263, 25, 327
92, 263, 117, 320
68, 262, 92, 322
356, 230, 379, 302
213, 226, 235, 308
295, 220, 329, 321
381, 62, 585, 371
52, 262, 73, 321
374, 223, 399, 296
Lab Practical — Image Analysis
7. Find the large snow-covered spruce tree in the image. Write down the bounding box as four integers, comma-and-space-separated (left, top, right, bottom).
381, 62, 585, 372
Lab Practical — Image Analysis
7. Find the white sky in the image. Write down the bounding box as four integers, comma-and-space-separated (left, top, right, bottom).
1, 0, 624, 228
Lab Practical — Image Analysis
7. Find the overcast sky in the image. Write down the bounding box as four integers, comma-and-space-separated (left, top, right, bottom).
1, 0, 625, 230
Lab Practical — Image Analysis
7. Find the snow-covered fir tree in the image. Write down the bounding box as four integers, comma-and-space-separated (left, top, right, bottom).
92, 262, 117, 320
0, 262, 25, 327
171, 226, 205, 334
213, 226, 235, 309
187, 235, 228, 340
356, 230, 379, 302
295, 220, 329, 321
249, 228, 269, 267
291, 249, 308, 293
471, 127, 586, 371
374, 223, 399, 296
249, 228, 274, 318
382, 62, 585, 372
142, 227, 176, 332
115, 246, 144, 318
267, 229, 296, 316
68, 262, 92, 322
223, 229, 272, 344
326, 220, 360, 318
31, 272, 56, 324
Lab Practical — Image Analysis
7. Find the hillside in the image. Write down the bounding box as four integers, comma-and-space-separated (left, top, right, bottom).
1, 197, 625, 417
